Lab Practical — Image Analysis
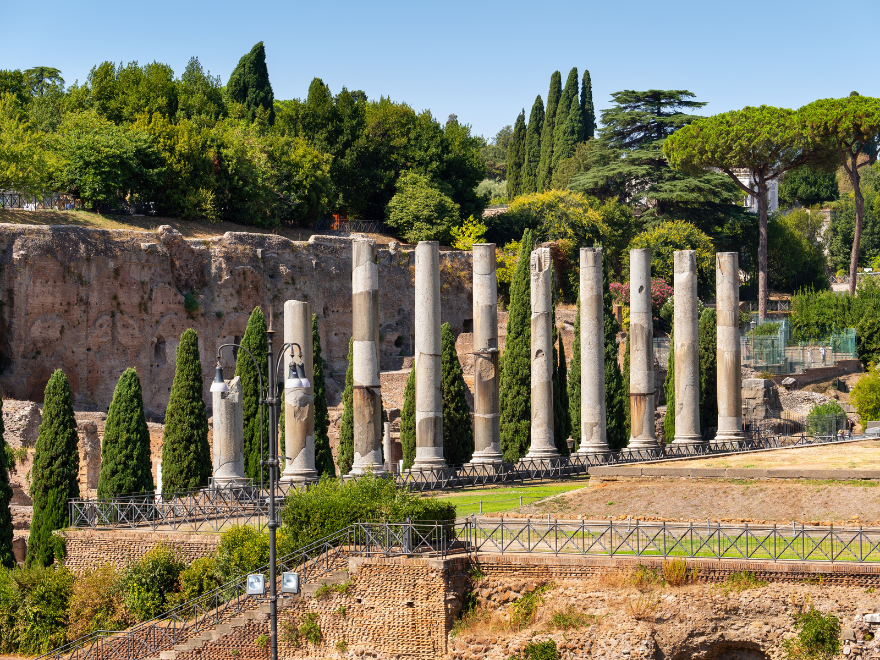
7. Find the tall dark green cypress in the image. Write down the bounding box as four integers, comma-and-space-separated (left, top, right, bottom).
312, 314, 336, 477
236, 307, 269, 484
227, 41, 275, 124
580, 69, 596, 139
506, 110, 527, 200
621, 329, 632, 449
553, 68, 579, 169
605, 260, 627, 451
664, 325, 675, 444
568, 295, 582, 450
0, 396, 13, 569
699, 308, 718, 433
554, 335, 572, 456
441, 323, 474, 465
98, 369, 154, 497
161, 329, 211, 492
27, 370, 79, 566
400, 368, 416, 470
537, 72, 562, 192
500, 230, 534, 462
521, 96, 544, 195
337, 338, 354, 475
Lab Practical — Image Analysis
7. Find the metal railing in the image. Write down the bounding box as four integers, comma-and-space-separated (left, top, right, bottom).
456, 517, 880, 563
0, 190, 79, 210
69, 431, 861, 532
313, 218, 386, 234
38, 520, 449, 660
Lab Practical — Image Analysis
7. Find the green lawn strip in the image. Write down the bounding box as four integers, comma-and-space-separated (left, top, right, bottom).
428, 482, 588, 517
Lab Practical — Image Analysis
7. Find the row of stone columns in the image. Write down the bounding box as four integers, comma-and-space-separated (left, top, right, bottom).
209, 241, 746, 487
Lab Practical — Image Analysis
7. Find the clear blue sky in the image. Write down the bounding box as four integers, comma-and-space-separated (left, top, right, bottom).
2, 0, 876, 141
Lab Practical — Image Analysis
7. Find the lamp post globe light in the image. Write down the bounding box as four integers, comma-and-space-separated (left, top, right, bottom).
212, 312, 310, 660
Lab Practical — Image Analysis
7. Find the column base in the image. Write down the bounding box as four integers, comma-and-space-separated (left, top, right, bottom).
672, 434, 705, 446
209, 476, 252, 490
625, 437, 661, 450
409, 458, 449, 472
576, 443, 611, 456
468, 449, 504, 466
348, 463, 388, 478
279, 469, 319, 485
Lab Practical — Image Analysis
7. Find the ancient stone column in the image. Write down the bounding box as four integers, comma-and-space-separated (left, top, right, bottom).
470, 243, 503, 465
672, 250, 702, 445
280, 300, 318, 484
627, 249, 658, 449
212, 376, 249, 487
715, 252, 745, 443
349, 238, 386, 476
525, 247, 559, 461
577, 247, 609, 454
411, 241, 447, 470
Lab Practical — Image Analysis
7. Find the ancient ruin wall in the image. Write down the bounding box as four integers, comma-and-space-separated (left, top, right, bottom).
0, 225, 473, 416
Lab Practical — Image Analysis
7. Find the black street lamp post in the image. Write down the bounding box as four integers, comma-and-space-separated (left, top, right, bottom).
211, 317, 309, 660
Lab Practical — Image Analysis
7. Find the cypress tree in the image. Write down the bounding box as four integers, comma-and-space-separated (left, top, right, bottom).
604, 259, 627, 451
441, 323, 474, 465
580, 69, 596, 139
537, 71, 562, 192
27, 370, 79, 566
161, 329, 211, 493
554, 335, 571, 456
500, 229, 534, 462
400, 368, 416, 470
506, 110, 527, 200
664, 325, 675, 444
0, 396, 14, 569
227, 41, 275, 124
236, 307, 269, 485
568, 295, 582, 450
521, 96, 544, 195
699, 308, 718, 433
98, 368, 154, 497
312, 314, 336, 477
553, 68, 579, 169
621, 337, 631, 448
337, 338, 355, 475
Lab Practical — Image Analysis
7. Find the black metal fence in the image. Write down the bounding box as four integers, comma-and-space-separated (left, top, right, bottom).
0, 190, 79, 210
313, 218, 386, 234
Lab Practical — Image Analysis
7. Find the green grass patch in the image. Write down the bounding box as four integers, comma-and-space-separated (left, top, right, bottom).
427, 482, 588, 517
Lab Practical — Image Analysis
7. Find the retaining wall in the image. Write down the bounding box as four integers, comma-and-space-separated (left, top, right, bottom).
61, 528, 221, 572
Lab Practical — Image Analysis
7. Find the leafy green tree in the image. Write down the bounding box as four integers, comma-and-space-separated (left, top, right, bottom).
177, 56, 225, 121
226, 42, 275, 125
441, 323, 474, 465
28, 370, 80, 567
553, 68, 580, 170
479, 125, 512, 181
801, 95, 880, 295
767, 211, 829, 292
385, 172, 460, 244
778, 164, 839, 208
0, 396, 13, 568
500, 229, 534, 461
568, 295, 582, 449
0, 70, 28, 105
699, 308, 718, 432
603, 257, 628, 451
665, 105, 832, 317
506, 110, 526, 200
312, 315, 335, 478
521, 96, 544, 195
826, 178, 880, 272
97, 368, 153, 497
236, 308, 269, 484
626, 221, 715, 294
337, 338, 355, 475
580, 69, 596, 140
537, 71, 562, 192
161, 329, 211, 493
400, 368, 416, 470
851, 368, 880, 424
0, 94, 53, 194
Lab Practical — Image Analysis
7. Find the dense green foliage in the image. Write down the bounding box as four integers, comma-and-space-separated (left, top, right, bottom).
120, 544, 185, 622
626, 221, 715, 293
312, 315, 335, 478
664, 324, 676, 443
782, 605, 840, 660
554, 334, 571, 455
226, 42, 275, 125
537, 71, 562, 193
337, 338, 355, 475
441, 323, 474, 465
699, 308, 718, 432
0, 396, 12, 569
97, 368, 154, 497
806, 401, 848, 437
500, 230, 534, 461
28, 370, 79, 567
851, 368, 880, 423
236, 308, 269, 484
0, 564, 75, 654
581, 70, 596, 140
400, 367, 416, 470
622, 336, 631, 442
826, 164, 880, 272
161, 329, 211, 493
280, 474, 455, 551
567, 295, 581, 449
506, 110, 526, 200
521, 96, 544, 195
767, 209, 829, 292
552, 68, 581, 170
603, 258, 627, 451
779, 164, 839, 207
385, 172, 459, 244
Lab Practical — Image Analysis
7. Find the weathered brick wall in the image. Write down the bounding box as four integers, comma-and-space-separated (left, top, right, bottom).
61, 529, 221, 572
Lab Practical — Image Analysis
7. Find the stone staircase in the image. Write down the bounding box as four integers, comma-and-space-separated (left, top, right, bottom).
152, 570, 350, 660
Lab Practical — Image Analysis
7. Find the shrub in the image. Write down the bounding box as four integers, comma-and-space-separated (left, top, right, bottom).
450, 215, 487, 251
183, 293, 200, 314
608, 278, 673, 323
282, 612, 322, 647
625, 221, 715, 295
67, 563, 128, 639
549, 604, 590, 630
517, 639, 559, 660
782, 605, 840, 660
720, 571, 767, 594
280, 473, 455, 552
0, 564, 75, 655
385, 172, 460, 244
172, 556, 221, 605
806, 400, 848, 437
214, 525, 269, 584
475, 178, 507, 204
120, 544, 184, 622
852, 368, 880, 424
509, 583, 554, 631
747, 321, 781, 337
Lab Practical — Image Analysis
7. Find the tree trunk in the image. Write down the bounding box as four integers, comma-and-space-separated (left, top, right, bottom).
848, 155, 864, 297
757, 177, 769, 320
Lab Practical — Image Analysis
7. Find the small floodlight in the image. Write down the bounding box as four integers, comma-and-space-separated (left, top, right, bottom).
281, 572, 300, 594
246, 573, 265, 596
